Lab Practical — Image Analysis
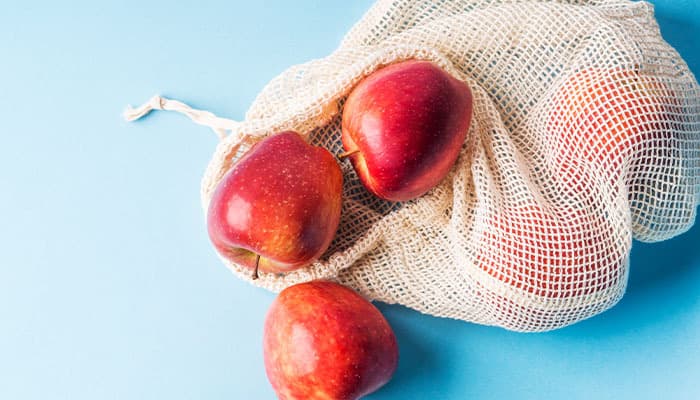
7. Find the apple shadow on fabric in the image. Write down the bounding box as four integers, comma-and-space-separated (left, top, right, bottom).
308, 113, 402, 257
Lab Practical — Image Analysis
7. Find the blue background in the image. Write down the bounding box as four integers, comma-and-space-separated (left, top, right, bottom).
1, 1, 698, 399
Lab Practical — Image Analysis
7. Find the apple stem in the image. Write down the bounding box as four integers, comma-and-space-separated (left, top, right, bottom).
337, 149, 360, 160
253, 255, 260, 280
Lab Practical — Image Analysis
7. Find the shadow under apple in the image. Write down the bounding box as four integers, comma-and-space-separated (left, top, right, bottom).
365, 303, 473, 399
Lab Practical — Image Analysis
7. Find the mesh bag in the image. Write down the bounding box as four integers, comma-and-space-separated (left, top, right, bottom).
125, 0, 700, 332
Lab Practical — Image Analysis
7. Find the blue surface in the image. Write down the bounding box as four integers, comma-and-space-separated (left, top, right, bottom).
1, 1, 698, 399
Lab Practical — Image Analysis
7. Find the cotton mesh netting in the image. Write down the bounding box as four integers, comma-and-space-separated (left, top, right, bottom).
132, 0, 700, 331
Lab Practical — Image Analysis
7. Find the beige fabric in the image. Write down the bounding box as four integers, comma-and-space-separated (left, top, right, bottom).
124, 95, 237, 139
125, 0, 700, 331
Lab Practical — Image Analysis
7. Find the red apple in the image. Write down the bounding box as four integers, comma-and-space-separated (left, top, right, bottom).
207, 131, 343, 276
547, 68, 677, 183
475, 202, 623, 298
341, 60, 473, 201
263, 280, 399, 400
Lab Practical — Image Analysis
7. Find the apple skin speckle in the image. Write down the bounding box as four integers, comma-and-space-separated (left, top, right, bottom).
341, 60, 473, 202
264, 281, 399, 400
207, 131, 343, 274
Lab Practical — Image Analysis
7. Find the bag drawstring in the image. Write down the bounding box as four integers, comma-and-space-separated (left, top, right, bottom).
123, 95, 239, 140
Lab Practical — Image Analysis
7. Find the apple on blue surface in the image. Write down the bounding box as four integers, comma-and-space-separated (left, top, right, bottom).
263, 280, 399, 400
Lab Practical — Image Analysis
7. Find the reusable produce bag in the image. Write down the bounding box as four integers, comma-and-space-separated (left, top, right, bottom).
126, 0, 700, 331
